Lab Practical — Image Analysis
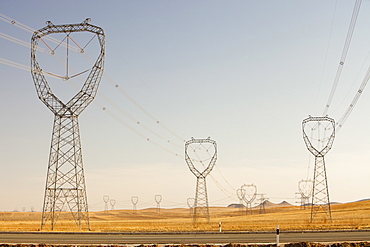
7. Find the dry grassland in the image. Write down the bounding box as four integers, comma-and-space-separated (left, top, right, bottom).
1, 200, 369, 232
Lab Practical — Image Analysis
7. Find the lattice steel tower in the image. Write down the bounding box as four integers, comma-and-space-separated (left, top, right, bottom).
185, 137, 217, 224
31, 19, 105, 230
241, 184, 257, 215
297, 179, 313, 210
155, 195, 162, 214
302, 116, 335, 222
236, 188, 244, 212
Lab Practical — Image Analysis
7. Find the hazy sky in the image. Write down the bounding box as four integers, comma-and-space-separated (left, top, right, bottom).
1, 0, 370, 212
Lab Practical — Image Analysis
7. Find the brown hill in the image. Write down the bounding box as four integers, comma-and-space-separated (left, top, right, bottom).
253, 200, 293, 208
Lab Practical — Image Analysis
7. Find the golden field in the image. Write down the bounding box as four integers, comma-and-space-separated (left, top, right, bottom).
0, 200, 369, 232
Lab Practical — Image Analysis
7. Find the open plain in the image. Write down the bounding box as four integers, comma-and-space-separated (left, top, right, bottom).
0, 200, 369, 232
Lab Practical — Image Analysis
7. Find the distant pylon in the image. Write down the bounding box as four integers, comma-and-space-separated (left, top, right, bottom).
302, 116, 335, 222
241, 184, 257, 215
187, 198, 195, 215
110, 199, 116, 211
131, 196, 138, 214
155, 195, 162, 214
298, 179, 313, 210
257, 194, 267, 214
236, 188, 244, 212
185, 137, 217, 224
103, 195, 109, 213
31, 19, 105, 231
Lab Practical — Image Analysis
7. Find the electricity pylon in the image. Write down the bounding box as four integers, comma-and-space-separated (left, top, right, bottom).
187, 198, 195, 215
302, 116, 335, 222
131, 196, 138, 214
110, 199, 116, 211
185, 137, 217, 224
298, 179, 313, 210
236, 188, 244, 212
31, 19, 105, 230
103, 195, 109, 213
155, 195, 162, 214
257, 194, 267, 214
241, 184, 257, 215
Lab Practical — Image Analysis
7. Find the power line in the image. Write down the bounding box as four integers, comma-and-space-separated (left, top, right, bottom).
0, 57, 30, 72
312, 0, 338, 113
336, 65, 370, 133
99, 102, 182, 157
323, 0, 362, 116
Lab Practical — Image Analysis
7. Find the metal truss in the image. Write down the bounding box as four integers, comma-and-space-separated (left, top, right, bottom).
302, 116, 335, 222
185, 137, 217, 224
241, 184, 257, 215
298, 179, 313, 210
103, 195, 109, 213
31, 19, 105, 230
131, 196, 138, 213
155, 195, 162, 214
236, 188, 244, 212
187, 198, 195, 215
257, 194, 267, 214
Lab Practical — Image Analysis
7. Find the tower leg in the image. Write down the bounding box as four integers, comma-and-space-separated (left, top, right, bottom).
310, 155, 331, 222
193, 176, 210, 224
41, 115, 90, 230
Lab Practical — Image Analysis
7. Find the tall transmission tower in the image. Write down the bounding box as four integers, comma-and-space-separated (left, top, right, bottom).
103, 195, 109, 213
185, 137, 217, 224
187, 198, 195, 215
302, 116, 335, 222
236, 188, 244, 212
31, 19, 105, 231
110, 199, 116, 211
257, 194, 267, 214
241, 184, 257, 215
297, 179, 313, 210
155, 195, 162, 214
131, 196, 138, 214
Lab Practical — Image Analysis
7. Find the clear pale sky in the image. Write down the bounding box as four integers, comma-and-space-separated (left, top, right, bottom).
1, 0, 370, 212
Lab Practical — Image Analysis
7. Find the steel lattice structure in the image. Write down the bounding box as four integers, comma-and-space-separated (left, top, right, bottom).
185, 137, 217, 224
31, 19, 105, 230
110, 199, 116, 210
236, 188, 244, 212
298, 179, 313, 210
103, 195, 109, 213
131, 196, 138, 213
257, 194, 267, 214
241, 184, 257, 215
187, 198, 195, 215
155, 195, 162, 214
302, 116, 335, 222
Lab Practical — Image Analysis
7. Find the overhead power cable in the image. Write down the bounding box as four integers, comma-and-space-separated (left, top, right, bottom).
0, 57, 30, 72
0, 32, 45, 53
312, 0, 338, 113
323, 0, 362, 116
336, 65, 370, 133
102, 73, 186, 143
97, 102, 182, 157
